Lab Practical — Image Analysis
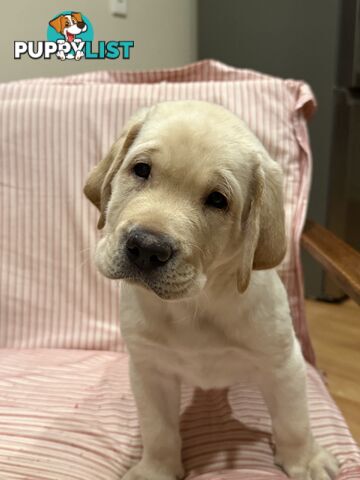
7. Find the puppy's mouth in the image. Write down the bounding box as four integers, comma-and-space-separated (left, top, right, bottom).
108, 266, 197, 300
66, 32, 75, 42
95, 230, 205, 300
127, 277, 193, 300
96, 251, 201, 300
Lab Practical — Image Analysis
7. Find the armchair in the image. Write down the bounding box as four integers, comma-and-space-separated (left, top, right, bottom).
0, 60, 359, 479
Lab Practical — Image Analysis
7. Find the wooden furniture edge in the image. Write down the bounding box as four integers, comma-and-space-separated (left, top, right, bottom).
301, 219, 360, 305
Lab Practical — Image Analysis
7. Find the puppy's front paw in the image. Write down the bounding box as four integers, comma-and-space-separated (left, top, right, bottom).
56, 51, 66, 61
276, 442, 339, 480
75, 50, 84, 61
121, 461, 184, 480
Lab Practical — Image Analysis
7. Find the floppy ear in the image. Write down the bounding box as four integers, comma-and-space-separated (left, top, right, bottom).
49, 15, 64, 33
83, 108, 149, 229
72, 12, 83, 23
236, 153, 286, 293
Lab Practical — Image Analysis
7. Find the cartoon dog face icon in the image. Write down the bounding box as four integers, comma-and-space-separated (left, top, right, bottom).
49, 12, 87, 42
49, 12, 88, 60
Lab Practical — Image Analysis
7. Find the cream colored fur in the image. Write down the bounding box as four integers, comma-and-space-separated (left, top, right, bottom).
84, 101, 339, 480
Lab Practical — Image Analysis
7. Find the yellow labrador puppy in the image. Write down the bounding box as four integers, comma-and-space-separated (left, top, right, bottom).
84, 101, 338, 480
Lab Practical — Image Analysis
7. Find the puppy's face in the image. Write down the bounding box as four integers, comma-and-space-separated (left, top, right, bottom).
84, 101, 286, 300
49, 13, 87, 40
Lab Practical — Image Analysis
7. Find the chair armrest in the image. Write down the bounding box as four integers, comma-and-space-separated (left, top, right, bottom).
301, 219, 360, 305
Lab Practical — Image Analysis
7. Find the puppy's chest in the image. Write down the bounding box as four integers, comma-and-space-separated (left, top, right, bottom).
133, 318, 257, 389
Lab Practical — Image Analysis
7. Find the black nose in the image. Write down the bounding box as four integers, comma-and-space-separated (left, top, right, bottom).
77, 21, 85, 29
126, 228, 173, 271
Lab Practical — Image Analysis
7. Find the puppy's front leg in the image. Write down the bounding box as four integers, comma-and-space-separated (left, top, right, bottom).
122, 359, 184, 480
259, 340, 339, 480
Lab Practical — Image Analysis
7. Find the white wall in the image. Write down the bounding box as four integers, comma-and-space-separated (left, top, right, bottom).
0, 0, 197, 82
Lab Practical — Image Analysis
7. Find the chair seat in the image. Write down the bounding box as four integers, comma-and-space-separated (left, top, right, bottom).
0, 349, 359, 480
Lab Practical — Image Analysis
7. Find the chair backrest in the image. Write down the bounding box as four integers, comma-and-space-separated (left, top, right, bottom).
0, 60, 316, 364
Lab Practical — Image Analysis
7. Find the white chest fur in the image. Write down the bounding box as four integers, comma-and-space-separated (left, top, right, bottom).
120, 270, 293, 390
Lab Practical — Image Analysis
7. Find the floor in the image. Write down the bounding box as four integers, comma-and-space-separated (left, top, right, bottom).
306, 299, 360, 444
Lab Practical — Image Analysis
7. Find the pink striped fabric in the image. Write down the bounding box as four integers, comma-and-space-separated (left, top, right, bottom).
0, 60, 316, 363
0, 349, 358, 479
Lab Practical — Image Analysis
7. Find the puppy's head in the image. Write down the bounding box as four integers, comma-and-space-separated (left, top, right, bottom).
49, 12, 86, 38
84, 101, 286, 299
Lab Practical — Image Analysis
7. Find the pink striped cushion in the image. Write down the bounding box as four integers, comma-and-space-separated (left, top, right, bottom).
0, 350, 358, 479
0, 60, 314, 361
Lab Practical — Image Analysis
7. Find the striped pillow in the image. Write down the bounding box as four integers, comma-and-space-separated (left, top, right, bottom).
0, 60, 315, 362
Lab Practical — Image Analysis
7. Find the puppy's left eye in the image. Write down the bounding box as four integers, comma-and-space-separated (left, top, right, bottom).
133, 162, 151, 179
205, 191, 228, 210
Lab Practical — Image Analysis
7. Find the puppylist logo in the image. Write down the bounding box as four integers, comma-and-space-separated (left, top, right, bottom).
14, 11, 134, 61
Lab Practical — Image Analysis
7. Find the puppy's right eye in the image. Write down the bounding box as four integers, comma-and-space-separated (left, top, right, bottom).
133, 163, 151, 179
205, 191, 228, 210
